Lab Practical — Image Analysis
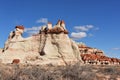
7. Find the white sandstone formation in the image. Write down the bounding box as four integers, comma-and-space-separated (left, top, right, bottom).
56, 19, 61, 27
47, 22, 52, 30
40, 25, 47, 32
0, 20, 82, 65
3, 26, 24, 52
60, 20, 66, 30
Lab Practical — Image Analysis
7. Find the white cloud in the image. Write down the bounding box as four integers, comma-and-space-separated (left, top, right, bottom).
74, 25, 94, 31
26, 31, 39, 36
36, 18, 48, 24
24, 26, 41, 32
112, 48, 120, 50
86, 25, 94, 29
24, 26, 41, 36
71, 32, 87, 40
71, 24, 99, 40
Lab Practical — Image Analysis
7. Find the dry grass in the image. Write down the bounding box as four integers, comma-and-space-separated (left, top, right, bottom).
0, 63, 120, 80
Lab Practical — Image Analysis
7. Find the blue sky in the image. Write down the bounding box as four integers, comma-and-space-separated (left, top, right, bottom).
0, 0, 120, 58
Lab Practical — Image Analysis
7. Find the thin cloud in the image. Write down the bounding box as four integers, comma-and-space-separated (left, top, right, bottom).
71, 32, 87, 40
24, 26, 41, 36
112, 48, 120, 50
74, 25, 94, 31
24, 26, 41, 32
26, 31, 39, 36
36, 18, 48, 24
88, 33, 93, 37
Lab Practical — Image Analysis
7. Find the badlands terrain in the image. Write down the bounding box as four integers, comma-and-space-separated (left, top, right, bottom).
0, 20, 120, 80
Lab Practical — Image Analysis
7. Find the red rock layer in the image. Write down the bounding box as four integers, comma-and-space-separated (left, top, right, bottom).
81, 53, 120, 65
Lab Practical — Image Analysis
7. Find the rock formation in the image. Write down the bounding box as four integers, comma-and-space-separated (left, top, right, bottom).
1, 20, 119, 66
78, 42, 120, 65
78, 42, 104, 56
0, 20, 82, 65
3, 25, 24, 52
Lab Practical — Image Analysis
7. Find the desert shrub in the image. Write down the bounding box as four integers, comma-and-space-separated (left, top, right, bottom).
79, 72, 97, 80
0, 63, 120, 80
61, 63, 82, 80
97, 65, 120, 75
12, 65, 54, 80
10, 64, 63, 80
61, 63, 97, 80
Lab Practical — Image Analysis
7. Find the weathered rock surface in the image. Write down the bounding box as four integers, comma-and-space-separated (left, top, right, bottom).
0, 20, 82, 65
78, 42, 104, 56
